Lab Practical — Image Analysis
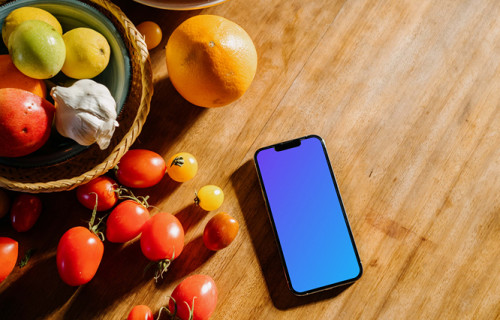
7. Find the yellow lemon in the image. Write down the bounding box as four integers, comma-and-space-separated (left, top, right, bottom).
2, 6, 62, 47
62, 28, 110, 79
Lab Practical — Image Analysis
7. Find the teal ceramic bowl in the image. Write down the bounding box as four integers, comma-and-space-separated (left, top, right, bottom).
0, 0, 131, 167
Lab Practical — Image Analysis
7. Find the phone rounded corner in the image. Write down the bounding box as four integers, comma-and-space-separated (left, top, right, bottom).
289, 285, 308, 297
306, 134, 324, 143
353, 261, 364, 281
253, 148, 264, 163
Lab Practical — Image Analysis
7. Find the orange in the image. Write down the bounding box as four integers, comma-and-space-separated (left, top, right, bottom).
166, 15, 257, 108
0, 55, 46, 98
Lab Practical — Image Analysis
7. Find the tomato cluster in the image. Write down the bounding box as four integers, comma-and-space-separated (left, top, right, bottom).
1, 147, 239, 319
63, 149, 204, 285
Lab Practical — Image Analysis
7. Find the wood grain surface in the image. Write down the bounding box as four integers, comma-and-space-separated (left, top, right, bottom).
1, 0, 499, 319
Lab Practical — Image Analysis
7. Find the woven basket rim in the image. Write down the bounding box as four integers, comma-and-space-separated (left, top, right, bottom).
0, 0, 153, 193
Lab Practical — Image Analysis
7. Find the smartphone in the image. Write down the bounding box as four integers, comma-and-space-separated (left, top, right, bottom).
254, 135, 362, 295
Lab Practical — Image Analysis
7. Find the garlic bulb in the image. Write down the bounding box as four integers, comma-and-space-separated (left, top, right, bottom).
51, 79, 119, 150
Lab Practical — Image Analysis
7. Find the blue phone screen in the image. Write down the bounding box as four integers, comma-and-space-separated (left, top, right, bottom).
255, 136, 362, 294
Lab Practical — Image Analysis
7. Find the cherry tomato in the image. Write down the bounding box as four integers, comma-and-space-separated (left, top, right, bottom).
140, 212, 184, 261
0, 237, 18, 283
76, 176, 118, 211
194, 185, 224, 211
169, 274, 218, 320
137, 21, 162, 50
166, 152, 198, 182
116, 149, 166, 188
127, 304, 153, 320
140, 212, 185, 280
10, 193, 42, 232
106, 200, 150, 243
203, 213, 239, 251
57, 226, 104, 286
0, 188, 10, 219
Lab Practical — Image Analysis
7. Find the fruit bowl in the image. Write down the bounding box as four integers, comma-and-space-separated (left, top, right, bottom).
0, 0, 153, 193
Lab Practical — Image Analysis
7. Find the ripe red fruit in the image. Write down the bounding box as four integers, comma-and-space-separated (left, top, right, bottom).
0, 88, 55, 157
56, 226, 104, 286
10, 193, 42, 232
106, 200, 150, 243
203, 213, 239, 251
115, 149, 166, 188
76, 176, 118, 211
0, 237, 18, 283
169, 274, 218, 320
127, 305, 153, 320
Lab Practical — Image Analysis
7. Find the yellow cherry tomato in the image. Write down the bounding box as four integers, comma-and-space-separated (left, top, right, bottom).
137, 21, 162, 50
167, 152, 198, 182
195, 185, 224, 211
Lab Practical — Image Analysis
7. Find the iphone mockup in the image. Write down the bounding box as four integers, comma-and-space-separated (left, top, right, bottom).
254, 135, 362, 295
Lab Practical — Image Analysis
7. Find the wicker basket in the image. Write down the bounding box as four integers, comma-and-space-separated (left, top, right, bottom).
0, 0, 153, 193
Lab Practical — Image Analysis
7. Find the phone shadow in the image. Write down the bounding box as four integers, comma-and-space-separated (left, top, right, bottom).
230, 160, 352, 310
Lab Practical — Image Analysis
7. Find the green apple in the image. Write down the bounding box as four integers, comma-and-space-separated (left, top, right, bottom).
8, 20, 66, 79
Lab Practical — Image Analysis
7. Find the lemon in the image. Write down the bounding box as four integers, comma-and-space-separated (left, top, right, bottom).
2, 7, 62, 47
61, 28, 110, 79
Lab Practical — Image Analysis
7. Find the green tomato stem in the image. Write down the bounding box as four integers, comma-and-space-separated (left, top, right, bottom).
144, 250, 176, 283
88, 192, 107, 240
18, 248, 36, 268
156, 297, 196, 320
170, 156, 184, 167
194, 191, 200, 206
115, 187, 151, 208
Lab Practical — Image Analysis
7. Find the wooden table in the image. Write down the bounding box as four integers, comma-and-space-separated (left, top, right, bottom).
1, 0, 499, 319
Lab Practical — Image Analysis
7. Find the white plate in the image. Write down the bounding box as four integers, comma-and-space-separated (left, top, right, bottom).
133, 0, 228, 10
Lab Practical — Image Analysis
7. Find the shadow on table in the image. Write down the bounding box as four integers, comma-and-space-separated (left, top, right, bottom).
133, 76, 207, 153
154, 234, 215, 290
230, 160, 351, 310
174, 203, 207, 233
62, 241, 150, 319
123, 75, 206, 207
0, 254, 78, 319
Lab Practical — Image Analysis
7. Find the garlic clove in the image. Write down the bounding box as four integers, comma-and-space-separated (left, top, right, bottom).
51, 79, 119, 150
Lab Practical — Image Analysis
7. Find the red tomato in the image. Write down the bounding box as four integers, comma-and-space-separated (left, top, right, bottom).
116, 149, 166, 188
10, 193, 42, 232
127, 305, 154, 320
203, 213, 239, 251
106, 200, 150, 243
140, 212, 184, 261
76, 176, 118, 211
56, 226, 104, 286
169, 275, 218, 320
0, 237, 18, 283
